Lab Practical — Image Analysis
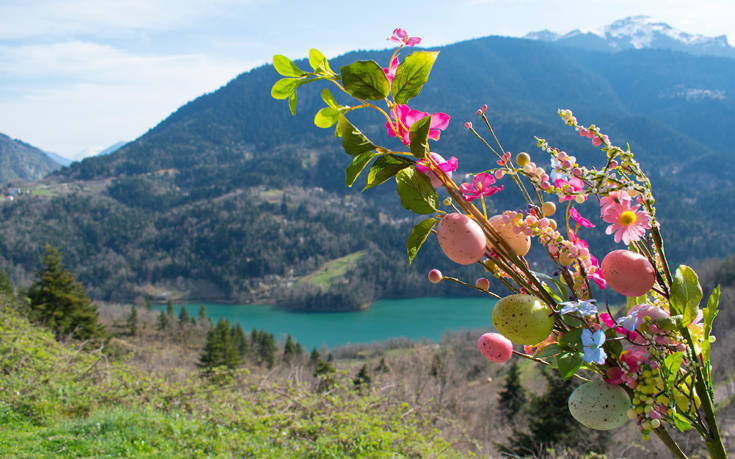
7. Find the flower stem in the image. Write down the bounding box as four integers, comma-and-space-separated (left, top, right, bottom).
653, 425, 689, 459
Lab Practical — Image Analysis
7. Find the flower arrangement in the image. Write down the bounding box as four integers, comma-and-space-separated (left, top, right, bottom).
271, 29, 726, 458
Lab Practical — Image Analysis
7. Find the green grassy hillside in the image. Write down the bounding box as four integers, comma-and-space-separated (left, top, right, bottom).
0, 296, 460, 457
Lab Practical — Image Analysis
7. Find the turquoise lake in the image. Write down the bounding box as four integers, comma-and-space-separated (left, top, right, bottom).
159, 297, 496, 350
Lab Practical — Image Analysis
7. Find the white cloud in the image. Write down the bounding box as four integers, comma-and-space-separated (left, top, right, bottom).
0, 40, 259, 157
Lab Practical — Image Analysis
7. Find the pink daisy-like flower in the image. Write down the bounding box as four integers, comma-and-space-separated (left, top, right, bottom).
601, 194, 652, 245
416, 152, 457, 188
459, 172, 504, 201
385, 104, 450, 146
600, 190, 632, 214
389, 28, 421, 47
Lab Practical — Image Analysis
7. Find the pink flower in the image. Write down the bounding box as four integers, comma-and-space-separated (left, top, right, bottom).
459, 173, 504, 201
386, 104, 450, 146
554, 177, 585, 201
601, 194, 652, 245
383, 57, 399, 84
416, 152, 457, 188
569, 207, 595, 228
389, 28, 421, 47
600, 190, 632, 214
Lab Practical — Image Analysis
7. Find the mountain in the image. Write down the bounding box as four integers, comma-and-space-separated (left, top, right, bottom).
1, 31, 734, 307
43, 151, 72, 167
96, 141, 127, 157
0, 133, 61, 183
70, 141, 127, 162
527, 16, 735, 58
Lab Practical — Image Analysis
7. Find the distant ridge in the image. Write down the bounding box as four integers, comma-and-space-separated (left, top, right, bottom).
0, 133, 60, 183
526, 16, 735, 58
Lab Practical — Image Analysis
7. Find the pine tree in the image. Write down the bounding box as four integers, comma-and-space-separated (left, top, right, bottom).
498, 361, 526, 422
375, 356, 389, 373
166, 300, 175, 319
0, 269, 13, 295
353, 364, 371, 391
231, 322, 248, 357
503, 369, 609, 456
309, 348, 321, 367
178, 306, 190, 326
127, 305, 138, 336
215, 318, 241, 369
198, 305, 207, 321
198, 327, 224, 371
156, 310, 168, 330
28, 245, 103, 340
283, 335, 297, 363
258, 331, 276, 368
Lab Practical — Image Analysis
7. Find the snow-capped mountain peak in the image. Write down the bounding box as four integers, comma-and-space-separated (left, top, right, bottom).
526, 16, 734, 58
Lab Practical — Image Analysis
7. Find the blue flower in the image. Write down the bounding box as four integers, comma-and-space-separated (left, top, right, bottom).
617, 313, 639, 332
559, 299, 598, 316
581, 329, 606, 364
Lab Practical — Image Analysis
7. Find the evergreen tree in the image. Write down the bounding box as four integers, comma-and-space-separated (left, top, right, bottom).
144, 297, 152, 310
27, 245, 103, 340
353, 364, 371, 391
258, 331, 277, 368
498, 361, 526, 422
198, 305, 207, 321
166, 300, 175, 319
231, 322, 248, 357
0, 269, 13, 295
178, 306, 190, 326
198, 318, 241, 371
375, 356, 389, 373
283, 335, 297, 362
313, 358, 336, 392
294, 342, 303, 357
156, 310, 168, 330
503, 369, 609, 456
309, 347, 321, 367
198, 327, 224, 371
127, 305, 138, 336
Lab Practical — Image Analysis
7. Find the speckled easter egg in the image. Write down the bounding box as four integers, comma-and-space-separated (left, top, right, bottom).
436, 213, 486, 265
477, 333, 513, 363
491, 294, 554, 345
601, 250, 656, 297
422, 152, 452, 188
568, 380, 631, 430
488, 215, 531, 257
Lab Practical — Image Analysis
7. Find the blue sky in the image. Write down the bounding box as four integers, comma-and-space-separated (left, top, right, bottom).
1, 0, 733, 159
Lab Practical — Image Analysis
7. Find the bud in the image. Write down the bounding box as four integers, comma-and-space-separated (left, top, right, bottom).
515, 152, 531, 167
428, 269, 443, 284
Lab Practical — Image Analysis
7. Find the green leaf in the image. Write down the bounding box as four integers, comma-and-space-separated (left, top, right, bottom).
409, 116, 431, 160
340, 60, 391, 100
662, 352, 684, 385
559, 328, 583, 352
670, 265, 702, 327
336, 115, 377, 156
364, 155, 413, 190
533, 271, 570, 302
271, 78, 301, 100
288, 93, 297, 115
556, 352, 583, 380
314, 107, 340, 128
407, 218, 438, 264
535, 344, 561, 359
672, 412, 693, 432
395, 167, 439, 214
321, 88, 338, 108
309, 48, 332, 73
273, 55, 305, 77
702, 285, 720, 368
345, 152, 377, 187
392, 51, 439, 104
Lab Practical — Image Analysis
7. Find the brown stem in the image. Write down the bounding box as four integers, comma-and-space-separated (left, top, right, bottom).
653, 425, 688, 459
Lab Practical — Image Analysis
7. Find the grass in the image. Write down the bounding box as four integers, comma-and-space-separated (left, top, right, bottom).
0, 296, 461, 457
295, 250, 367, 290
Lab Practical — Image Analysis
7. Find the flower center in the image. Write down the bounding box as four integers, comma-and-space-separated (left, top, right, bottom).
619, 210, 637, 226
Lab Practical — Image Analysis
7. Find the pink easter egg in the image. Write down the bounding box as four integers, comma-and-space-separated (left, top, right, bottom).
428, 269, 443, 284
436, 213, 486, 265
600, 250, 656, 297
477, 332, 513, 363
